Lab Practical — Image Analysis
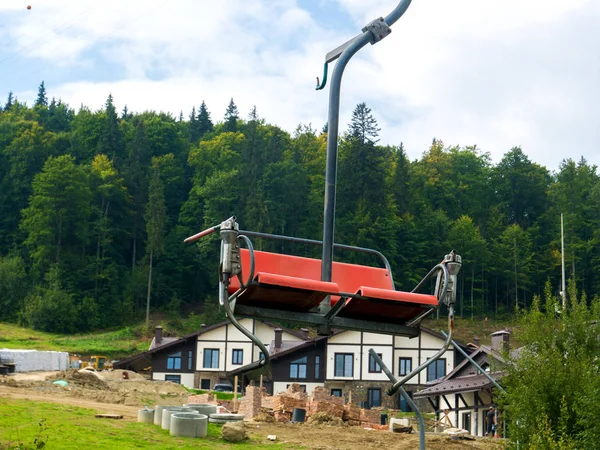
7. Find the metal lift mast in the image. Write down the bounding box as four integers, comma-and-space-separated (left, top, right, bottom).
319, 0, 413, 313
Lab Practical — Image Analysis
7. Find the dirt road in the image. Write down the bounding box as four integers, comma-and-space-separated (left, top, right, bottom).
0, 385, 140, 418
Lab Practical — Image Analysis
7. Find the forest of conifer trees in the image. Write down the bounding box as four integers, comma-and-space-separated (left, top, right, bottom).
1, 82, 599, 333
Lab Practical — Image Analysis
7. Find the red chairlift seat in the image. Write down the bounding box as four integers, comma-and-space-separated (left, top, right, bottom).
229, 249, 438, 322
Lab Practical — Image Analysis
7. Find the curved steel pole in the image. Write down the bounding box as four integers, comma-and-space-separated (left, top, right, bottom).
384, 0, 414, 25
387, 305, 455, 394
320, 32, 371, 289
320, 0, 414, 316
369, 351, 425, 450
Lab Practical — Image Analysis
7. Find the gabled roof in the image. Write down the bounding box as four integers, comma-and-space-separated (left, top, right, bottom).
226, 336, 328, 376
414, 371, 505, 397
442, 345, 505, 381
149, 336, 179, 350
413, 344, 507, 398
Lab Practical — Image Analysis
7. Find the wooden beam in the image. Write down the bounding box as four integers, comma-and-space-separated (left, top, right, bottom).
442, 395, 453, 411
458, 393, 469, 408
233, 375, 239, 412
427, 397, 437, 412
455, 394, 459, 427
474, 392, 480, 437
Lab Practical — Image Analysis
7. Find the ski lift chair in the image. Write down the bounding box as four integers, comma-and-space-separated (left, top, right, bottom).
184, 216, 460, 377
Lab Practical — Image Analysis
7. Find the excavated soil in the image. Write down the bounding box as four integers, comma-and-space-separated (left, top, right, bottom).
246, 422, 506, 450
0, 370, 188, 408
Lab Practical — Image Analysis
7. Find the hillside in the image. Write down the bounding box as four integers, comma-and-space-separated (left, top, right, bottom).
1, 88, 596, 336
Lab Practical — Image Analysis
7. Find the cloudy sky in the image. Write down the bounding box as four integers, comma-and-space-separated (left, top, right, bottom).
1, 0, 598, 170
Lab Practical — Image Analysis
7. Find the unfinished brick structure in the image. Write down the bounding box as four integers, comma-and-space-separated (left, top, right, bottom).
238, 383, 382, 426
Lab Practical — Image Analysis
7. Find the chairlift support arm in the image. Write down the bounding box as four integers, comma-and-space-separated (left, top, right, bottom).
319, 0, 414, 329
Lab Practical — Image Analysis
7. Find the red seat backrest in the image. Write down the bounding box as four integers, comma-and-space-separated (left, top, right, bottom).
229, 249, 394, 294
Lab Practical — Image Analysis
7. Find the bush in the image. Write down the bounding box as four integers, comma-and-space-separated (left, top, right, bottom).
500, 281, 600, 449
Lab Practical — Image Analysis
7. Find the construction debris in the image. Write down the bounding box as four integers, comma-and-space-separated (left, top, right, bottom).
243, 383, 382, 428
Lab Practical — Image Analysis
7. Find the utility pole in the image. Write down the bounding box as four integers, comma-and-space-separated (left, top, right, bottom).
561, 213, 566, 308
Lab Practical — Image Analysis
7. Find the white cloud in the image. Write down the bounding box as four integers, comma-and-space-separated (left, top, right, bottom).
4, 0, 600, 170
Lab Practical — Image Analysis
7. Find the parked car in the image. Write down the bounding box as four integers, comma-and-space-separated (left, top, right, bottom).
212, 383, 242, 393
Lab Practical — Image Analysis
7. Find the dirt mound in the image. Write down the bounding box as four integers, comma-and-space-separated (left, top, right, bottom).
252, 412, 276, 423
5, 369, 189, 409
307, 412, 344, 426
48, 369, 108, 390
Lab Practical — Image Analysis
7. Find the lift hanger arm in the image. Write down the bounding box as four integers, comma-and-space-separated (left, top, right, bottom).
316, 0, 413, 90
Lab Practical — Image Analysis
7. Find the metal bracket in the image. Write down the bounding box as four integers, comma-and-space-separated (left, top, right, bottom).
220, 217, 241, 277
362, 17, 392, 44
324, 296, 347, 321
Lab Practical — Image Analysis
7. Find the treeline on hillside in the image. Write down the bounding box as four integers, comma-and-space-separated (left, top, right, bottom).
0, 81, 599, 333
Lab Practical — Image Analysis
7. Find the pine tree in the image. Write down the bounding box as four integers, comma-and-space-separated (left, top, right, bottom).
35, 81, 48, 108
121, 105, 132, 120
197, 101, 213, 136
392, 144, 411, 215
144, 162, 166, 328
348, 102, 380, 145
189, 106, 200, 143
4, 91, 13, 111
223, 98, 239, 132
98, 94, 124, 165
248, 105, 258, 122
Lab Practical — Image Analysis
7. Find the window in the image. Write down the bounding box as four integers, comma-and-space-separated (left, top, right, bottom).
368, 353, 382, 373
315, 356, 320, 379
399, 391, 413, 412
188, 351, 193, 370
167, 352, 182, 370
203, 349, 219, 369
426, 358, 446, 381
367, 388, 381, 408
289, 356, 307, 379
399, 357, 412, 376
334, 353, 353, 377
200, 379, 211, 390
165, 374, 181, 384
331, 389, 342, 397
232, 349, 243, 365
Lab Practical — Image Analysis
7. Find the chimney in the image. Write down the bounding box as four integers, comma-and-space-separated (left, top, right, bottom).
473, 337, 480, 347
274, 328, 283, 349
491, 330, 510, 353
154, 326, 163, 346
300, 328, 309, 340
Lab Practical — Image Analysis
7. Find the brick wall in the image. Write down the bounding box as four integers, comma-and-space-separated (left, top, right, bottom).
238, 386, 262, 420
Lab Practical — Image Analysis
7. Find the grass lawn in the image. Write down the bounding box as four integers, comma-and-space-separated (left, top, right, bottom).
423, 316, 518, 346
0, 398, 292, 450
0, 323, 149, 358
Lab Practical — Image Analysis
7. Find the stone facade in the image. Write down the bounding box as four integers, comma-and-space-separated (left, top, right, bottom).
195, 371, 221, 390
